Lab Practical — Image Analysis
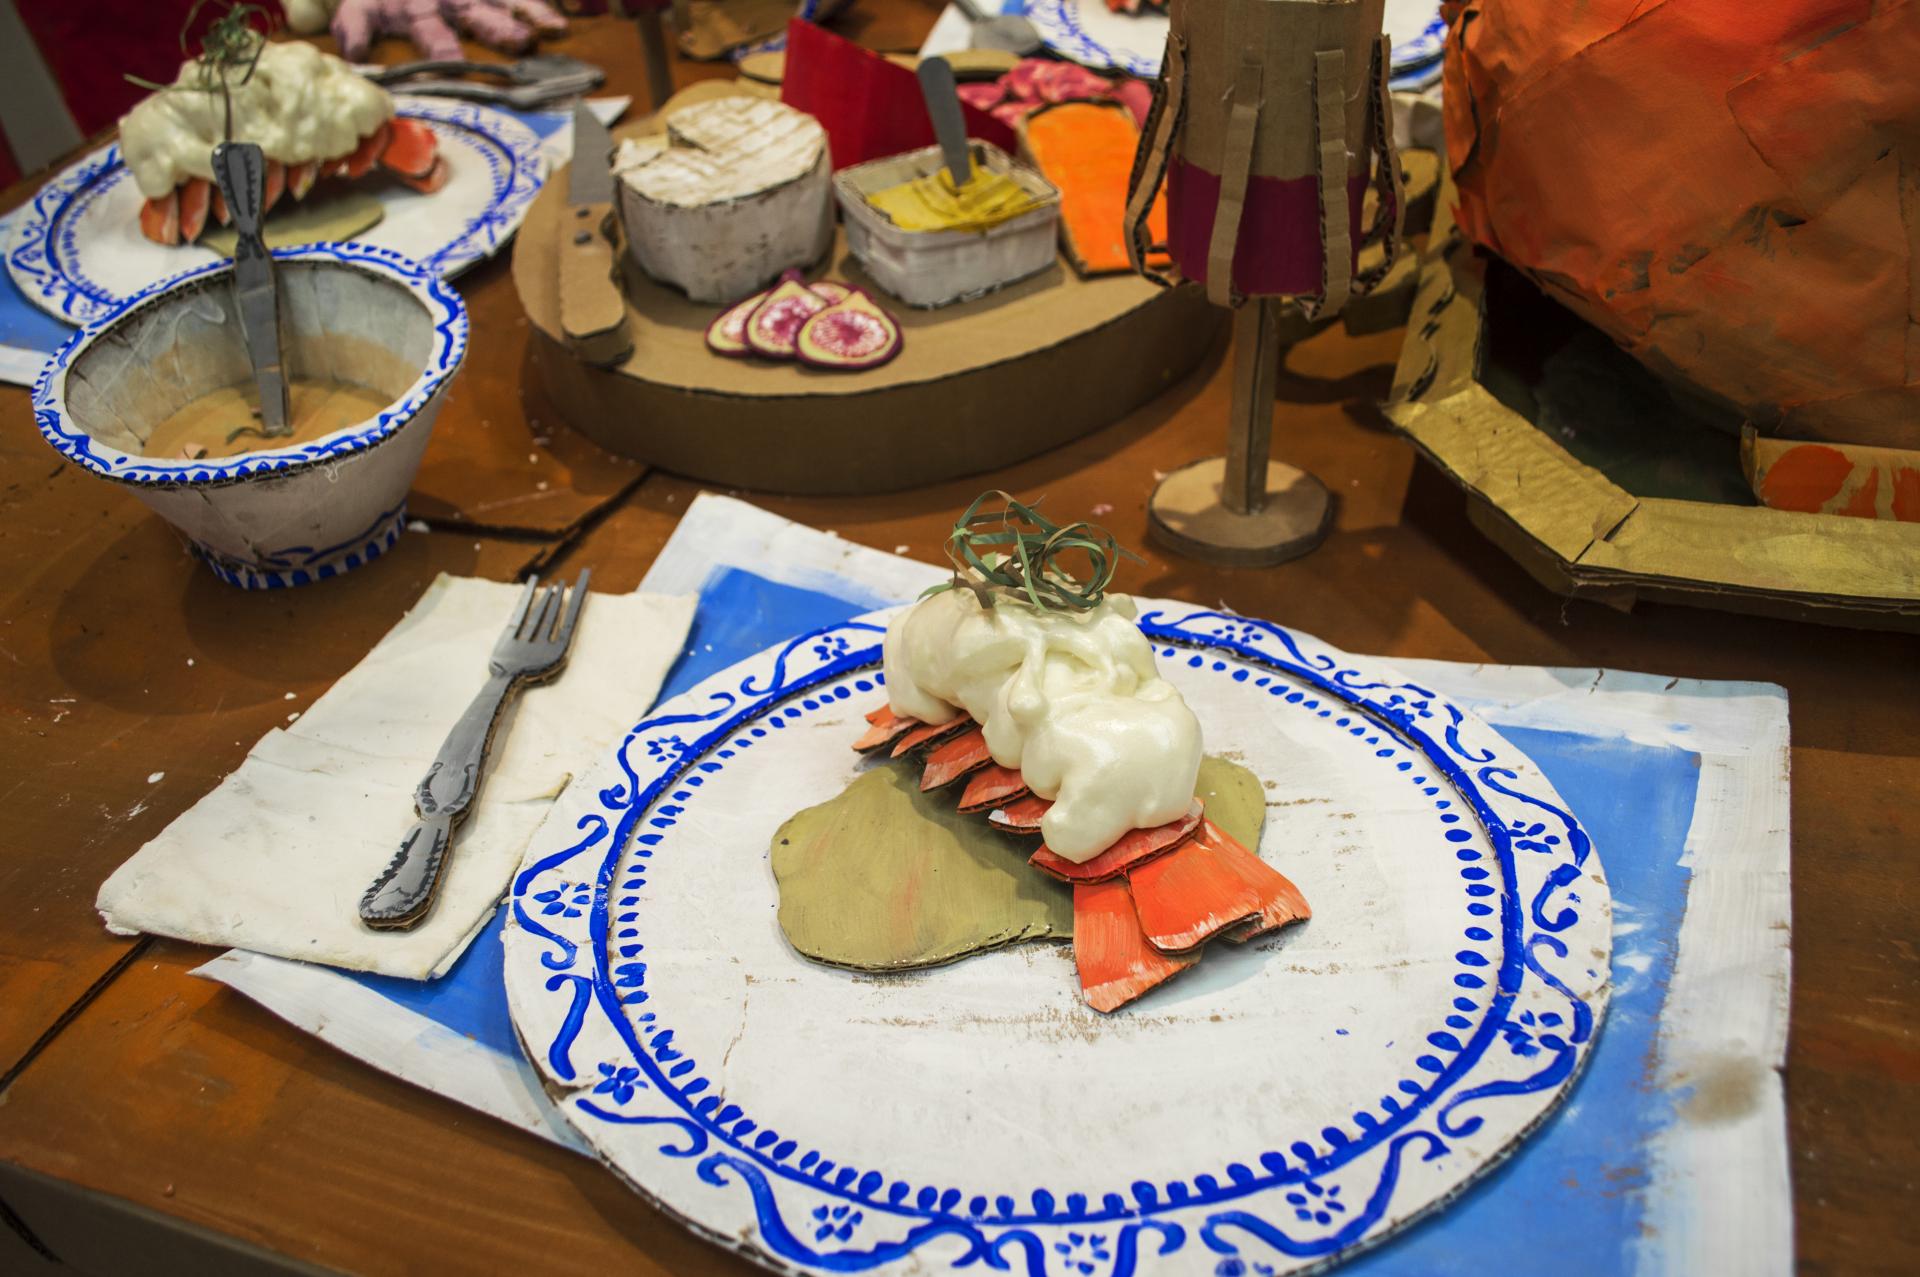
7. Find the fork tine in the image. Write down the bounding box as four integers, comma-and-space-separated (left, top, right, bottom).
507, 578, 537, 633
553, 568, 591, 647
522, 582, 559, 641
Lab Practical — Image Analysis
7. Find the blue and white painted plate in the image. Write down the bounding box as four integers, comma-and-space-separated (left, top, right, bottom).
4, 96, 545, 327
1028, 1, 1445, 82
1028, 0, 1167, 79
503, 601, 1612, 1275
1385, 3, 1447, 72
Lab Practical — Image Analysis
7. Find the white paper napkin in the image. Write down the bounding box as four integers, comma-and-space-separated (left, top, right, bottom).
97, 574, 696, 980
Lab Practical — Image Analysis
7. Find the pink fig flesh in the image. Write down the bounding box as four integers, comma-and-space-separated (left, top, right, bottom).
707, 288, 770, 357
795, 290, 903, 371
745, 280, 829, 359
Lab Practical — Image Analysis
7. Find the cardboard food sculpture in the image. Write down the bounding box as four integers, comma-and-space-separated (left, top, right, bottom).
1020, 101, 1168, 275
705, 269, 904, 369
33, 239, 468, 589
1446, 0, 1920, 465
612, 96, 833, 304
1124, 0, 1403, 565
959, 57, 1152, 130
122, 30, 442, 246
835, 143, 1062, 308
772, 494, 1310, 1012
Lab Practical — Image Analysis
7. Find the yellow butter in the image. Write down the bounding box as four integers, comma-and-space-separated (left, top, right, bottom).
866, 168, 1042, 234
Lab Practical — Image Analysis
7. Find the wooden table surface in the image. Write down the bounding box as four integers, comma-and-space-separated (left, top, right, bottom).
1, 9, 1915, 1276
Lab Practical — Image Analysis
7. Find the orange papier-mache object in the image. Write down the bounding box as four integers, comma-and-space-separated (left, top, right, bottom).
1443, 0, 1920, 467
853, 702, 1310, 1013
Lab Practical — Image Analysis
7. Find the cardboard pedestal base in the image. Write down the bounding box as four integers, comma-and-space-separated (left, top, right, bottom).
1147, 457, 1333, 567
513, 146, 1223, 495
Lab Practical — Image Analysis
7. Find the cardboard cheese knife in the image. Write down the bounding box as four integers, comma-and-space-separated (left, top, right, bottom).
211, 142, 292, 436
559, 105, 633, 368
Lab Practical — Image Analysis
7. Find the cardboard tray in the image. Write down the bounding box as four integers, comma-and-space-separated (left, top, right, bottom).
514, 127, 1221, 496
1385, 191, 1920, 631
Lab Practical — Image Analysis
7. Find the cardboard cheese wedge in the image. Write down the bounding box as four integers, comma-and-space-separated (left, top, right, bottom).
614, 97, 834, 304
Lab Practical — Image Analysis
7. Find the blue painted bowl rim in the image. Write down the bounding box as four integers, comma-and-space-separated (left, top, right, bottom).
31, 241, 469, 489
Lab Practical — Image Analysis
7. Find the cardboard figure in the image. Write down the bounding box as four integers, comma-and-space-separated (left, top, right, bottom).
1125, 0, 1403, 564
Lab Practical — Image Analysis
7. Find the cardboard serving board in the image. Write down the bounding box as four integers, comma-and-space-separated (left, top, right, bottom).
1385, 184, 1920, 631
513, 117, 1222, 495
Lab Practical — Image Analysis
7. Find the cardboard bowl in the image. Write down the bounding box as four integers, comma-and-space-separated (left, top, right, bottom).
32, 243, 468, 589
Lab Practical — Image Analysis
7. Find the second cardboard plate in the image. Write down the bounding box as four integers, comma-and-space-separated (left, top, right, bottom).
502, 601, 1614, 1276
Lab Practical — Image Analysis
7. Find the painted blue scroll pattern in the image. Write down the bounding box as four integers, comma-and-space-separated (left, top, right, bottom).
31, 240, 467, 486
506, 605, 1608, 1274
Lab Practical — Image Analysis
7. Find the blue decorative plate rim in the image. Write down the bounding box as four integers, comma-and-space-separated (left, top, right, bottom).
505, 602, 1612, 1276
3, 96, 544, 327
30, 240, 468, 487
1389, 15, 1448, 73
1027, 0, 1165, 79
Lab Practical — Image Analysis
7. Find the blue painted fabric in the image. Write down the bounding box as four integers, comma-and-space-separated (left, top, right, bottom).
349, 567, 1700, 1274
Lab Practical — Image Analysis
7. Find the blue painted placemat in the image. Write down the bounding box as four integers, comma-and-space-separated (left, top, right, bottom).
199, 496, 1790, 1275
342, 566, 1692, 1276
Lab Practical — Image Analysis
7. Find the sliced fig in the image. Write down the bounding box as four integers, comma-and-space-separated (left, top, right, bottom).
262, 160, 286, 214
382, 116, 439, 179
795, 290, 903, 371
808, 280, 853, 304
745, 277, 829, 359
707, 287, 770, 357
177, 178, 211, 243
139, 190, 180, 246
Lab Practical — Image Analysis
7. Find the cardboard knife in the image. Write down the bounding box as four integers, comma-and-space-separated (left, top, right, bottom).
211, 142, 293, 435
558, 105, 633, 368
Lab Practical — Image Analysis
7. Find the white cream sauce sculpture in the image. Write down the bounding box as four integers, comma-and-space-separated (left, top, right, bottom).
883, 586, 1202, 862
120, 40, 393, 200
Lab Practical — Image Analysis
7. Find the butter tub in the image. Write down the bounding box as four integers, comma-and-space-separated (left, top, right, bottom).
834, 143, 1060, 309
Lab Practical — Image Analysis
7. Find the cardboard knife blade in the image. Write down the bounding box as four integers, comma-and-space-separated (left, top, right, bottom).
558, 104, 632, 367
211, 142, 293, 435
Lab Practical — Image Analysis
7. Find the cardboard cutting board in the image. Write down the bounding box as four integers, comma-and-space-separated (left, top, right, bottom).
513, 110, 1222, 495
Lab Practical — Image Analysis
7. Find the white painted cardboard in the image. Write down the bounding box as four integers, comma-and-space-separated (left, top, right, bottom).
503, 593, 1615, 1275
99, 577, 696, 979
